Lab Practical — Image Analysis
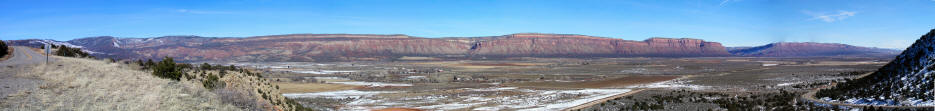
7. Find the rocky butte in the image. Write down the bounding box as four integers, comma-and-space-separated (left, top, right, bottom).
8, 33, 730, 62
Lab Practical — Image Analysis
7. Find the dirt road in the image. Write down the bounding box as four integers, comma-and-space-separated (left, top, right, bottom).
0, 46, 50, 66
0, 46, 47, 102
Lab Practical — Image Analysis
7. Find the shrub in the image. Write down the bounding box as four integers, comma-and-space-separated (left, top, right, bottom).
177, 63, 193, 69
152, 57, 182, 81
213, 64, 225, 70
0, 41, 8, 57
145, 59, 156, 69
219, 70, 227, 77
203, 74, 220, 89
135, 59, 144, 66
54, 45, 91, 58
201, 63, 212, 70
215, 88, 261, 110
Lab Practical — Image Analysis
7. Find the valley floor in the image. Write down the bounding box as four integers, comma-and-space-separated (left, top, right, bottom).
220, 56, 907, 110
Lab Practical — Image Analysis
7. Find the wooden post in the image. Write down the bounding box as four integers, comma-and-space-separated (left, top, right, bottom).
45, 44, 50, 63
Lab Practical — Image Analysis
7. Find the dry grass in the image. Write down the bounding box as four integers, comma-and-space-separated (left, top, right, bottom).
274, 82, 359, 93
0, 56, 241, 110
204, 69, 304, 111
29, 47, 46, 56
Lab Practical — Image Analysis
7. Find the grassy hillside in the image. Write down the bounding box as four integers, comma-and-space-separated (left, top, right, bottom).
0, 56, 303, 110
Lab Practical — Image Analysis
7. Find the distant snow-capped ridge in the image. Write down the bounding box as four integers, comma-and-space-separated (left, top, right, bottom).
23, 39, 101, 54
727, 42, 901, 57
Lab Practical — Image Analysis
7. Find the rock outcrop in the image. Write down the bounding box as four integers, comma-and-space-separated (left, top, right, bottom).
817, 29, 934, 106
8, 33, 731, 62
728, 42, 900, 57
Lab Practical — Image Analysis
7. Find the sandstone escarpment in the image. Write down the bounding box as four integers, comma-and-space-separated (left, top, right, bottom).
470, 34, 728, 57
12, 33, 732, 62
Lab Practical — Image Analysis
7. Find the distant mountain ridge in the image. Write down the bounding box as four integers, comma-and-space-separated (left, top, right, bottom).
7, 33, 730, 62
6, 33, 902, 62
727, 42, 901, 57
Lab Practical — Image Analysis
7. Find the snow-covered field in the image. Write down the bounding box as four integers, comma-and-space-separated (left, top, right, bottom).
290, 70, 356, 74
820, 97, 935, 106
283, 90, 397, 99
627, 79, 709, 90
283, 87, 631, 110
776, 82, 802, 86
330, 81, 413, 87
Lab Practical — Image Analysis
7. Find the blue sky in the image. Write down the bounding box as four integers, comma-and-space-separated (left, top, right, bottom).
1, 0, 933, 49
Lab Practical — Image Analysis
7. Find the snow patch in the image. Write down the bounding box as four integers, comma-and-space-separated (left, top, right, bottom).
288, 87, 632, 110
519, 89, 632, 111
30, 39, 101, 54
312, 77, 349, 80
290, 70, 356, 74
282, 90, 397, 99
776, 82, 802, 86
331, 81, 413, 87
627, 79, 709, 90
405, 76, 426, 79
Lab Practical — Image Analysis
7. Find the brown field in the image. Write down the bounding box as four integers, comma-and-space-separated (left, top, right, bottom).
397, 56, 441, 61
274, 82, 359, 93
506, 75, 680, 89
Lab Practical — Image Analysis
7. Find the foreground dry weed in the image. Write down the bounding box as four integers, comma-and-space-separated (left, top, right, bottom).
1, 57, 241, 110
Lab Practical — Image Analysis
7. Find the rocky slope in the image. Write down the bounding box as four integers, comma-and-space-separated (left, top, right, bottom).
728, 42, 900, 57
817, 29, 934, 106
8, 33, 731, 62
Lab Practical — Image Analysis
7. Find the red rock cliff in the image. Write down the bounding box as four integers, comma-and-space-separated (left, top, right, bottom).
55, 33, 730, 62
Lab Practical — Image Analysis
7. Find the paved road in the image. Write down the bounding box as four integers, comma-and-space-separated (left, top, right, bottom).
0, 46, 50, 66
